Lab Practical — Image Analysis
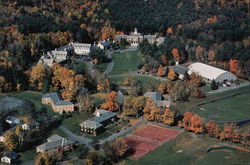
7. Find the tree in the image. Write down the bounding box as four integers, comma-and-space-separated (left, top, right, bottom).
170, 80, 190, 101
50, 31, 72, 48
85, 150, 102, 165
112, 138, 129, 158
188, 73, 203, 87
123, 74, 134, 86
101, 91, 119, 112
158, 108, 175, 125
220, 123, 236, 141
29, 64, 50, 90
180, 112, 194, 129
123, 96, 146, 118
167, 68, 177, 80
35, 153, 53, 165
0, 76, 11, 93
191, 88, 205, 98
211, 80, 218, 90
205, 121, 219, 137
100, 25, 116, 40
143, 99, 159, 121
189, 114, 203, 133
97, 77, 110, 93
157, 65, 166, 76
4, 130, 18, 151
76, 93, 94, 112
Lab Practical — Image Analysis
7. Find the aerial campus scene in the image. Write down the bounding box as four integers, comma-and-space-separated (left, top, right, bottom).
0, 0, 249, 165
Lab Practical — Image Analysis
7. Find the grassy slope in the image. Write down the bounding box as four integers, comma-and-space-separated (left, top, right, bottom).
126, 132, 250, 165
110, 50, 141, 75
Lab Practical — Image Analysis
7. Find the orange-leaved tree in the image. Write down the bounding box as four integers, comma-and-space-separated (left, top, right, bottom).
101, 91, 119, 112
143, 98, 159, 121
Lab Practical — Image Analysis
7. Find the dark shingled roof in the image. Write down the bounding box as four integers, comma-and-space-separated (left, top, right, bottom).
42, 93, 73, 106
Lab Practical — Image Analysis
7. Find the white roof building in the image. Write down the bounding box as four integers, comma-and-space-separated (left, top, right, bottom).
188, 62, 237, 83
70, 42, 92, 55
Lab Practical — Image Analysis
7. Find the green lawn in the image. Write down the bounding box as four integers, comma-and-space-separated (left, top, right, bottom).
110, 75, 161, 93
19, 149, 36, 163
173, 85, 250, 115
126, 132, 250, 165
110, 50, 141, 75
52, 128, 68, 138
96, 62, 109, 72
84, 131, 112, 140
195, 92, 250, 121
62, 112, 94, 135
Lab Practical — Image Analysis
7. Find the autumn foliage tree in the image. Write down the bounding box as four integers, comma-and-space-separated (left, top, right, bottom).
100, 24, 116, 40
191, 88, 205, 98
167, 68, 177, 80
188, 72, 203, 87
111, 138, 129, 158
171, 48, 180, 63
123, 96, 146, 118
101, 91, 119, 112
157, 108, 175, 125
220, 123, 237, 141
0, 76, 11, 93
157, 65, 166, 76
97, 77, 110, 93
50, 31, 72, 48
52, 63, 85, 100
29, 64, 51, 90
143, 99, 159, 121
205, 121, 220, 138
180, 112, 203, 133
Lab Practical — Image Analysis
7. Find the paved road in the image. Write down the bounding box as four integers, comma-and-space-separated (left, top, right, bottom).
102, 52, 114, 76
206, 81, 250, 95
59, 125, 92, 148
99, 118, 144, 144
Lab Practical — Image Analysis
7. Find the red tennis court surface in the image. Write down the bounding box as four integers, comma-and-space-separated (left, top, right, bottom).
124, 124, 182, 159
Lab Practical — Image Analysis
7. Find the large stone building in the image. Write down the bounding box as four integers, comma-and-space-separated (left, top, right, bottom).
115, 28, 165, 47
188, 62, 237, 83
36, 135, 74, 154
42, 93, 74, 113
79, 109, 117, 136
38, 42, 92, 67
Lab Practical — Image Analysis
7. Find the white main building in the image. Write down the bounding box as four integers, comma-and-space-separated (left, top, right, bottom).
188, 62, 237, 83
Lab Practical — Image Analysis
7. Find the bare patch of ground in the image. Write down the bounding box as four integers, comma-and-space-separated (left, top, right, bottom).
0, 96, 25, 114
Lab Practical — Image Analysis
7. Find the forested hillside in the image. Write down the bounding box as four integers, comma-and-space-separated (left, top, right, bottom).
0, 0, 249, 93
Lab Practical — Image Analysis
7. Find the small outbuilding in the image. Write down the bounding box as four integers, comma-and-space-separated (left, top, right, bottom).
1, 152, 17, 164
188, 62, 237, 83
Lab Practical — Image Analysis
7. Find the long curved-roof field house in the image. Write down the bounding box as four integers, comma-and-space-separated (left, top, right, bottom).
188, 62, 237, 83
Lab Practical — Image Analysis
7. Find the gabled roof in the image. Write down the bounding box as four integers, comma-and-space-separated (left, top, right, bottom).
144, 92, 162, 102
42, 93, 73, 106
37, 135, 73, 151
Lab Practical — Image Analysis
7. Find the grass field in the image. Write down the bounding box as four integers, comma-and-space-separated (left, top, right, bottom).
62, 112, 94, 135
195, 92, 250, 121
96, 62, 109, 72
110, 75, 161, 93
126, 132, 250, 165
110, 50, 141, 75
19, 149, 36, 163
173, 85, 250, 118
